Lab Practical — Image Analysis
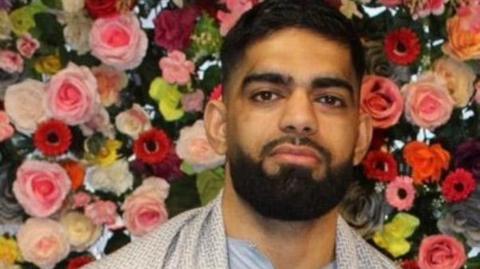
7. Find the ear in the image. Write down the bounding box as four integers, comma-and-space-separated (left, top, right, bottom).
204, 100, 228, 155
353, 112, 373, 166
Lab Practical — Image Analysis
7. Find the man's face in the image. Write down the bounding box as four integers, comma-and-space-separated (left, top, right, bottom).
206, 28, 371, 221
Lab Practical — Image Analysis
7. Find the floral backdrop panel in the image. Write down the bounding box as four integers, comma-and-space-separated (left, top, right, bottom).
0, 0, 479, 268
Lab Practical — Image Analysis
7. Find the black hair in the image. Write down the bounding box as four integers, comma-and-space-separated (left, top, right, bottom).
220, 0, 365, 90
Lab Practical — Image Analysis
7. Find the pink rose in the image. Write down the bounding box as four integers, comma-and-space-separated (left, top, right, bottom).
46, 63, 100, 125
457, 2, 480, 32
17, 218, 70, 269
0, 50, 23, 73
360, 75, 404, 129
175, 120, 225, 172
91, 64, 128, 107
217, 0, 254, 36
159, 50, 195, 85
72, 191, 92, 209
84, 200, 117, 226
402, 73, 454, 130
90, 13, 148, 70
4, 79, 48, 134
0, 111, 14, 142
418, 235, 466, 269
16, 34, 40, 58
122, 177, 169, 236
80, 107, 115, 138
115, 103, 151, 139
13, 160, 71, 218
475, 80, 480, 104
405, 0, 446, 19
182, 89, 205, 112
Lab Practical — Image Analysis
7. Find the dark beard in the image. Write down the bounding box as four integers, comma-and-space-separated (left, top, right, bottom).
228, 136, 353, 221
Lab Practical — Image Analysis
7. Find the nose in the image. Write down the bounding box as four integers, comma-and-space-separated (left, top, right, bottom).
279, 90, 318, 136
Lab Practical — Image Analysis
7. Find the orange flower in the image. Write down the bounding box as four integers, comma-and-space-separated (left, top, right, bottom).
61, 160, 86, 191
403, 141, 450, 184
443, 15, 480, 61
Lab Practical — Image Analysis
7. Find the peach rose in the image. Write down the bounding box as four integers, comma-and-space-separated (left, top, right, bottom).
0, 111, 14, 142
90, 13, 148, 70
61, 0, 85, 13
433, 56, 476, 107
63, 13, 92, 55
60, 211, 101, 252
159, 50, 195, 85
402, 73, 454, 130
122, 177, 169, 236
443, 14, 480, 61
91, 64, 128, 107
418, 235, 466, 269
4, 79, 48, 134
115, 104, 151, 139
17, 218, 70, 269
360, 75, 403, 129
13, 160, 72, 218
175, 120, 225, 172
16, 34, 40, 58
46, 63, 100, 125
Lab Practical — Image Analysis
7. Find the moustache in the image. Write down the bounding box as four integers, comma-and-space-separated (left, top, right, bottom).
260, 136, 332, 163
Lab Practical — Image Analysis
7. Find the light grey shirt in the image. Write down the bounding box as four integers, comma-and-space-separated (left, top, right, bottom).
85, 193, 398, 269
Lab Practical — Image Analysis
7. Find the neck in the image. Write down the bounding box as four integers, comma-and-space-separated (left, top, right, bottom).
222, 177, 337, 269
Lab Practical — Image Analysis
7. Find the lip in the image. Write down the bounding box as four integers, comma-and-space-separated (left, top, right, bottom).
269, 144, 322, 166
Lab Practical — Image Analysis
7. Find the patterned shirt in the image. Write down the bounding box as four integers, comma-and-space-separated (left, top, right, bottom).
85, 193, 398, 269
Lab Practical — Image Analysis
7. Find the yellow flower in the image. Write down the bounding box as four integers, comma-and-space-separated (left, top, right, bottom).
0, 11, 12, 40
86, 139, 123, 166
9, 3, 45, 36
373, 213, 420, 257
149, 77, 184, 121
0, 237, 22, 265
34, 55, 63, 75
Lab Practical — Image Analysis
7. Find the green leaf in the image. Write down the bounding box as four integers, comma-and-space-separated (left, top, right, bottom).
166, 176, 201, 217
199, 64, 222, 93
196, 167, 225, 206
34, 12, 64, 46
180, 161, 195, 176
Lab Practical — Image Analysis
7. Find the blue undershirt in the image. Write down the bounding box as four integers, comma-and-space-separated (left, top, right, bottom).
227, 237, 337, 269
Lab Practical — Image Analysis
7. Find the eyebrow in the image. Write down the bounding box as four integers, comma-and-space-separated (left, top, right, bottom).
241, 72, 294, 90
241, 72, 354, 95
311, 77, 354, 94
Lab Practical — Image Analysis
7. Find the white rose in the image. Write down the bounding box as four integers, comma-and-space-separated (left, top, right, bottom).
60, 211, 102, 252
4, 79, 47, 134
63, 13, 92, 55
88, 159, 133, 196
62, 0, 85, 13
115, 104, 151, 139
175, 120, 225, 172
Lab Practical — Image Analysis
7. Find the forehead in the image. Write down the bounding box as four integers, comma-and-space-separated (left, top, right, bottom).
232, 28, 357, 90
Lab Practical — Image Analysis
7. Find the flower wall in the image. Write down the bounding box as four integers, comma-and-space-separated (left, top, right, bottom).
0, 0, 479, 268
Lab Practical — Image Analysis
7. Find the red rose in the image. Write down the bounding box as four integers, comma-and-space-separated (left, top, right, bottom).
67, 256, 95, 269
85, 0, 133, 18
153, 6, 199, 51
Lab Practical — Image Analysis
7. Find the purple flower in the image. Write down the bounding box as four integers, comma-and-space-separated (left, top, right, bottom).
455, 139, 480, 180
0, 0, 12, 11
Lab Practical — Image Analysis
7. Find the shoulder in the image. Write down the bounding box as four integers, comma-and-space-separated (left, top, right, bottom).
84, 205, 210, 269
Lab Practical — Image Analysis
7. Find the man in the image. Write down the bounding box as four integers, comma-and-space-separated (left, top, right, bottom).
87, 1, 396, 268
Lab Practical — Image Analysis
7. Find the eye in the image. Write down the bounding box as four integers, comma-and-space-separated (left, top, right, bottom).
251, 91, 280, 102
316, 95, 345, 107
